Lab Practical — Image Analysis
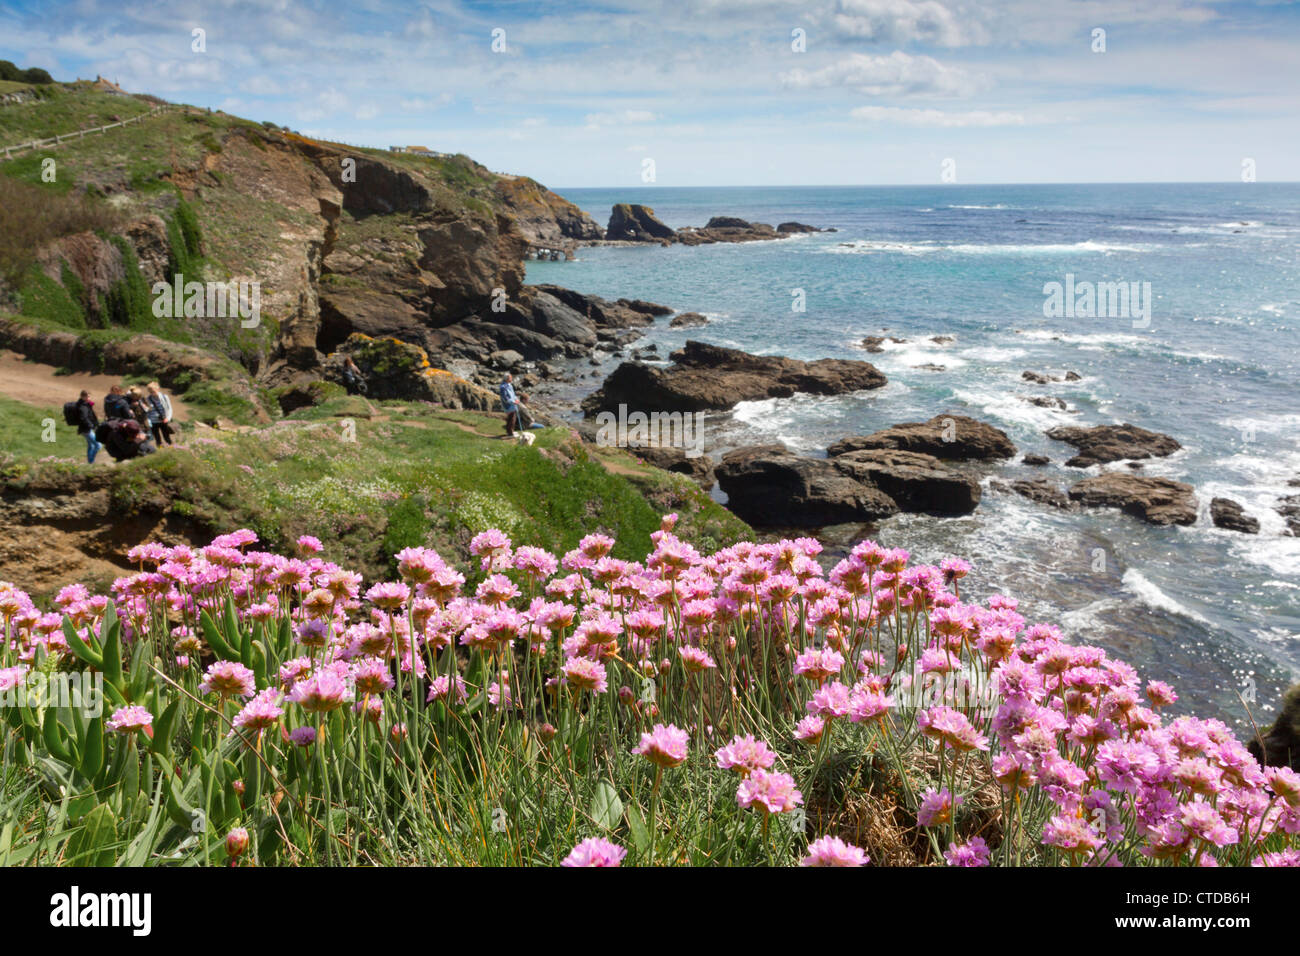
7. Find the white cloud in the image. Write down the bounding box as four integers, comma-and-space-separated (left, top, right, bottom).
781, 50, 977, 97
832, 0, 986, 47
583, 109, 659, 129
850, 105, 1026, 126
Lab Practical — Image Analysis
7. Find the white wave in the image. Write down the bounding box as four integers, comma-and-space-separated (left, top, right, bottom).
943, 240, 1154, 255
948, 204, 1011, 210
951, 385, 1075, 432
1231, 537, 1300, 577
958, 346, 1029, 362
823, 239, 938, 255
1122, 569, 1211, 626
1013, 328, 1153, 349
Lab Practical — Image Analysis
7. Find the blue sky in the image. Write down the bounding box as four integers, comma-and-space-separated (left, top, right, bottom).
2, 0, 1297, 187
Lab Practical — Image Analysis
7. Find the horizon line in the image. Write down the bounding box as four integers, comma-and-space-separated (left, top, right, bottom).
549, 180, 1300, 191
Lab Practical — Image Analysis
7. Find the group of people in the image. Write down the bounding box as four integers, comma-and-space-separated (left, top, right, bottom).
68, 382, 176, 464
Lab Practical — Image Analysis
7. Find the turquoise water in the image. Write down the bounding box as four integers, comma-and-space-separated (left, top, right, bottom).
527, 183, 1300, 725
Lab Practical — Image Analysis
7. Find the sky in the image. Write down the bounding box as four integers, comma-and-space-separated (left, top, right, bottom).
1, 0, 1298, 187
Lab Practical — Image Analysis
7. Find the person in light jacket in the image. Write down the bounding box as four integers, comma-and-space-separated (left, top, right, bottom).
145, 381, 175, 446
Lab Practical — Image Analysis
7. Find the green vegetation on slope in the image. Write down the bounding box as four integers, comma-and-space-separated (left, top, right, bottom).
2, 402, 752, 588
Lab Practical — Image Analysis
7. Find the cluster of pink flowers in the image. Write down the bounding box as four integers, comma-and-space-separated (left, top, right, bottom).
4, 516, 1297, 868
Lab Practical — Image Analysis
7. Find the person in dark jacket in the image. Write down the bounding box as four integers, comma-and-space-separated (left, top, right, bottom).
103, 384, 131, 420
99, 418, 155, 462
341, 356, 368, 396
75, 390, 101, 463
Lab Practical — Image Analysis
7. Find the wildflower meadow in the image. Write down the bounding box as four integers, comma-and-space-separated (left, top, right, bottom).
1, 517, 1296, 867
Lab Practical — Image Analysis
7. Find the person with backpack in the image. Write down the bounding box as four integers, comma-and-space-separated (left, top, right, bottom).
65, 390, 100, 463
341, 356, 368, 396
103, 384, 130, 420
145, 381, 174, 446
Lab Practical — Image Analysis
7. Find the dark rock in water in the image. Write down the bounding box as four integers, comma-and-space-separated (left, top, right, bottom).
861, 334, 906, 353
606, 204, 676, 242
1064, 370, 1082, 381
1127, 462, 1144, 470
1067, 474, 1198, 526
582, 340, 887, 414
631, 445, 714, 488
1022, 370, 1052, 384
1249, 684, 1300, 772
532, 284, 663, 328
832, 449, 981, 516
914, 363, 946, 372
777, 222, 822, 233
827, 414, 1016, 461
1024, 395, 1066, 410
669, 311, 708, 328
1210, 497, 1260, 534
620, 298, 673, 317
715, 445, 898, 527
1022, 454, 1050, 466
993, 477, 1071, 509
675, 217, 785, 245
1276, 493, 1300, 535
930, 335, 955, 344
1046, 423, 1181, 468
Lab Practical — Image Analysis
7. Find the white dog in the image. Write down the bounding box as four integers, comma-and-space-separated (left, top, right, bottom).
514, 431, 535, 446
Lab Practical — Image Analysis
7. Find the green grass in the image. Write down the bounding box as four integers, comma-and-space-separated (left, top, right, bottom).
0, 392, 94, 461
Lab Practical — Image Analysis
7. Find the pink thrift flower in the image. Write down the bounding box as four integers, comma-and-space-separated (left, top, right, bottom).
562, 837, 626, 867
714, 734, 777, 776
737, 770, 803, 814
633, 723, 689, 768
200, 660, 257, 698
106, 704, 153, 735
801, 835, 869, 867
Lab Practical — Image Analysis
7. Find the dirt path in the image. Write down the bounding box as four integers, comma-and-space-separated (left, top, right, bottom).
0, 350, 189, 420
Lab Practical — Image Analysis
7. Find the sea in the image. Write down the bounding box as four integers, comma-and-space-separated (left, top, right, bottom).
526, 183, 1300, 728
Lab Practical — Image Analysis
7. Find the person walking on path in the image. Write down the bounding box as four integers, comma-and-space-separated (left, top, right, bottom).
145, 381, 175, 446
499, 373, 523, 437
75, 390, 100, 463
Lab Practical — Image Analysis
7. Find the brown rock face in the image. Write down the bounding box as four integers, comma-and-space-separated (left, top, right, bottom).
581, 340, 887, 414
1067, 474, 1198, 525
715, 446, 898, 527
494, 175, 603, 243
993, 477, 1071, 509
831, 449, 982, 516
606, 204, 676, 242
1210, 497, 1260, 534
828, 414, 1016, 462
1047, 423, 1181, 467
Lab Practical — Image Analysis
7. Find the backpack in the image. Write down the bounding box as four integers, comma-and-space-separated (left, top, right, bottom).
95, 421, 114, 444
63, 401, 81, 427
